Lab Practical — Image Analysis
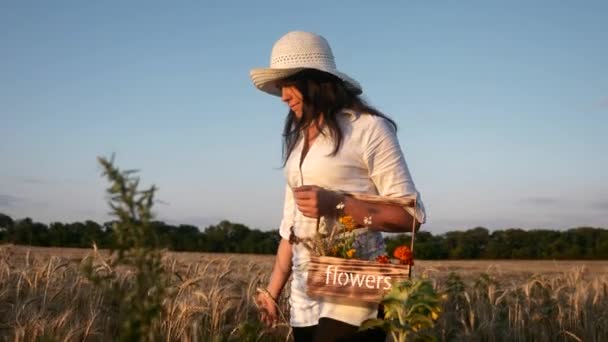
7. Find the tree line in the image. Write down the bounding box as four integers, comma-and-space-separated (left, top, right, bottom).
1, 213, 607, 259
0, 213, 279, 254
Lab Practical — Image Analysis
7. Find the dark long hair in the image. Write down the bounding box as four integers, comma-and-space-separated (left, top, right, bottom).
281, 69, 397, 165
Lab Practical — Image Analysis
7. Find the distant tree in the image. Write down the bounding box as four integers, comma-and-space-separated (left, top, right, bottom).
0, 213, 13, 230
597, 230, 608, 258
523, 229, 562, 258
570, 227, 604, 258
444, 227, 489, 259
48, 222, 67, 246
175, 225, 201, 251
242, 229, 279, 254
203, 223, 228, 252
81, 220, 104, 247
10, 217, 34, 245
444, 231, 465, 259
0, 213, 13, 242
150, 221, 175, 248
101, 221, 117, 248
405, 231, 447, 260
64, 222, 86, 247
485, 229, 528, 259
464, 227, 489, 258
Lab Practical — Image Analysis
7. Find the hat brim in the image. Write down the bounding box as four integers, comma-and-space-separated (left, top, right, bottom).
250, 67, 362, 96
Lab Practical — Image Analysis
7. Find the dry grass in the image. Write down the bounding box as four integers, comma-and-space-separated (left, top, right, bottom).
1, 245, 607, 341
0, 245, 288, 341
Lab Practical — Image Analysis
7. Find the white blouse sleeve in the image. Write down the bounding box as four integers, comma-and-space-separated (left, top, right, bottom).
362, 116, 426, 224
278, 184, 295, 240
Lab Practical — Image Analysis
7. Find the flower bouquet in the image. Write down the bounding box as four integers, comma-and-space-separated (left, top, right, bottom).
305, 193, 418, 303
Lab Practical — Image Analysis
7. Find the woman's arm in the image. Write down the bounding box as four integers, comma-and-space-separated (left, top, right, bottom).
266, 238, 293, 299
272, 184, 296, 294
293, 185, 420, 233
341, 195, 420, 233
256, 184, 295, 326
256, 238, 292, 326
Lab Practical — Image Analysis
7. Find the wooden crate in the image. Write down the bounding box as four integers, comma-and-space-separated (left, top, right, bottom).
306, 256, 410, 303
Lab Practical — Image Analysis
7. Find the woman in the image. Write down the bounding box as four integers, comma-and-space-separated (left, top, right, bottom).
250, 31, 426, 342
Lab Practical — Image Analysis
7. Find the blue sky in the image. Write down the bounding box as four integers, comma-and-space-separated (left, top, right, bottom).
1, 1, 606, 233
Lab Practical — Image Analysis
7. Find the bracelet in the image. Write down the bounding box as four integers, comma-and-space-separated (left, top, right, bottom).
335, 192, 348, 217
336, 195, 373, 228
336, 201, 345, 215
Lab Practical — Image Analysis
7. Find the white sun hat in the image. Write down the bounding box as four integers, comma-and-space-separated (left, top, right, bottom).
250, 31, 362, 96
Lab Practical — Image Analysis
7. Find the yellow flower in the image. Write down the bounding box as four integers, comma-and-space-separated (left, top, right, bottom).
431, 311, 440, 320
346, 248, 356, 258
339, 215, 356, 232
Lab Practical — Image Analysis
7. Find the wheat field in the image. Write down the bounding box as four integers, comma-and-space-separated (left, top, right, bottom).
1, 245, 607, 341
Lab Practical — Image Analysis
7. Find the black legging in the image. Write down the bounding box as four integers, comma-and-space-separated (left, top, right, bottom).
292, 317, 386, 342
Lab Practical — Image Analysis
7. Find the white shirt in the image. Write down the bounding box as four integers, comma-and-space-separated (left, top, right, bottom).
278, 109, 426, 327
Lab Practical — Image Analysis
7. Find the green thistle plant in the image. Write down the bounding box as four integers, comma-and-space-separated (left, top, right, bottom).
81, 155, 169, 342
360, 279, 443, 342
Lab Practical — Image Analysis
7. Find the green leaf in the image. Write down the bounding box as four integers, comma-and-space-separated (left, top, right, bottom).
359, 318, 390, 332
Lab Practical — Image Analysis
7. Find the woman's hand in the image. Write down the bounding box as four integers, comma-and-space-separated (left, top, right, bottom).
293, 185, 342, 218
255, 290, 278, 327
257, 239, 292, 327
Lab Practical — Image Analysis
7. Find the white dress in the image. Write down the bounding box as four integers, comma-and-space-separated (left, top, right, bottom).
278, 109, 426, 327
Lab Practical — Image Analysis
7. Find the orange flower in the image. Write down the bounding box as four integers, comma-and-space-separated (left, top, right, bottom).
375, 255, 390, 264
393, 245, 414, 265
393, 245, 412, 260
346, 248, 356, 258
339, 215, 356, 232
